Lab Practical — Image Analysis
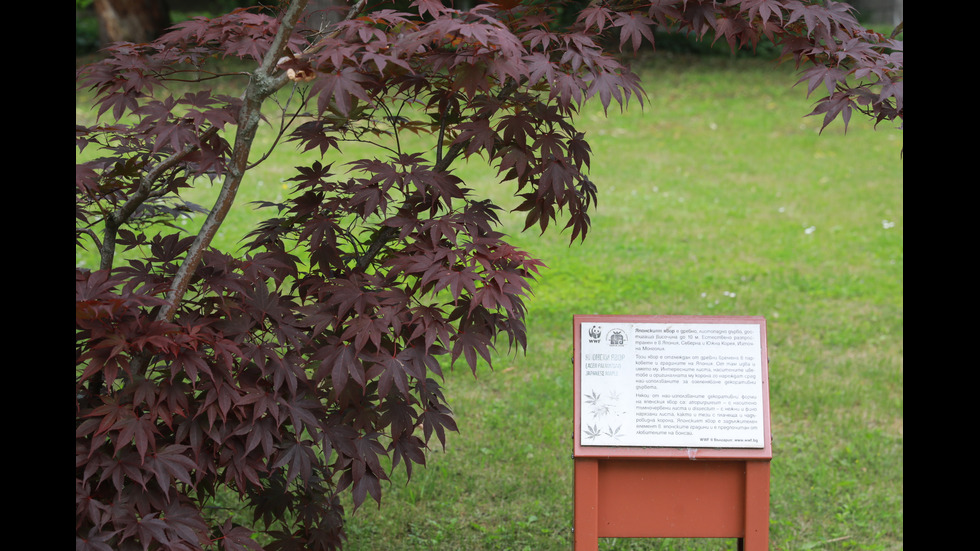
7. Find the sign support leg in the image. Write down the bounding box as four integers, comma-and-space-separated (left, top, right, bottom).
573, 458, 599, 551
743, 461, 771, 551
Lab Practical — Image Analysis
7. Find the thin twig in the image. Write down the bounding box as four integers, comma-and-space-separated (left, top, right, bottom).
247, 82, 310, 170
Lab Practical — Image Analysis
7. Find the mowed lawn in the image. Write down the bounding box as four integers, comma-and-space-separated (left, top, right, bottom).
334, 56, 902, 551
77, 53, 903, 550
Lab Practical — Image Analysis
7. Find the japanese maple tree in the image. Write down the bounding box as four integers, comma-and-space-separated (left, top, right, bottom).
75, 1, 902, 549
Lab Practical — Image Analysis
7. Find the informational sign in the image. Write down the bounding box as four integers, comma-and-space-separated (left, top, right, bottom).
575, 316, 768, 451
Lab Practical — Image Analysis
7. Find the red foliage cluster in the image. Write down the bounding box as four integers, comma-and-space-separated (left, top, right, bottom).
76, 1, 901, 549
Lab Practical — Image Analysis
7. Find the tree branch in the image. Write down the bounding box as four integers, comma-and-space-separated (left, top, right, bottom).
353, 79, 524, 273
155, 0, 311, 323
99, 126, 219, 271
302, 0, 370, 56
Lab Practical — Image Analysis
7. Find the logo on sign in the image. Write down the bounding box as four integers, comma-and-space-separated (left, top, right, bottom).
608, 328, 626, 346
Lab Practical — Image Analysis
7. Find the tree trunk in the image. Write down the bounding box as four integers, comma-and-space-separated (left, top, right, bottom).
302, 0, 346, 33
93, 0, 171, 44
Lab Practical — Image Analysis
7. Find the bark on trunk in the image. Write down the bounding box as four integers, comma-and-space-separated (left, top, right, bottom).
93, 0, 171, 44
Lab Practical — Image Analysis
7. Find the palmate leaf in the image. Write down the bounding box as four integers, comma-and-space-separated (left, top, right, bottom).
577, 4, 613, 33
270, 438, 319, 485
739, 0, 785, 25
524, 51, 557, 89
586, 68, 643, 114
418, 402, 458, 450
612, 11, 656, 52
454, 119, 498, 158
712, 13, 757, 52
115, 414, 159, 460
550, 71, 587, 110
324, 277, 381, 320
877, 79, 903, 113
564, 206, 592, 243
451, 328, 495, 373
797, 64, 849, 97
76, 528, 115, 551
350, 470, 384, 510
388, 433, 427, 479
376, 352, 412, 399
786, 0, 859, 35
323, 341, 366, 393
681, 0, 721, 39
156, 501, 211, 548
312, 67, 374, 117
289, 121, 342, 156
380, 396, 418, 438
340, 314, 387, 353
538, 156, 576, 200
451, 61, 494, 100
133, 514, 170, 549
807, 90, 855, 133
406, 304, 453, 353
217, 519, 264, 551
143, 444, 197, 491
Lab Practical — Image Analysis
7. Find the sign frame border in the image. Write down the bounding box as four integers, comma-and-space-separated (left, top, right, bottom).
573, 314, 772, 460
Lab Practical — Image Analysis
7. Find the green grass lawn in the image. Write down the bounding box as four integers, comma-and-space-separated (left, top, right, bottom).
334, 57, 903, 551
77, 54, 903, 550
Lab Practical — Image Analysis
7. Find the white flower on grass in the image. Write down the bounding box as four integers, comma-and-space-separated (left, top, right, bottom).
804, 226, 816, 234
881, 220, 895, 229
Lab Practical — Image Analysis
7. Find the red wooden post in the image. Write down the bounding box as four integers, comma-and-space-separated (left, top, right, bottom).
573, 458, 600, 551
743, 460, 771, 551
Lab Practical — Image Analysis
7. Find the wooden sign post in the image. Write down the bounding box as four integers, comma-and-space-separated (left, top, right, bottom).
573, 315, 772, 551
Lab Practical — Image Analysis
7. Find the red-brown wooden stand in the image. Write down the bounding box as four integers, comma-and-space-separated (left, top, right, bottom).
573, 456, 770, 550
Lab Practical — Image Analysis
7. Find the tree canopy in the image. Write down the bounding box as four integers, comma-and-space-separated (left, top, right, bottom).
76, 1, 901, 550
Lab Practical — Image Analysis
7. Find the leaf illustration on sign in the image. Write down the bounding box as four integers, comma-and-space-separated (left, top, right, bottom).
604, 425, 623, 440
584, 388, 618, 419
584, 424, 602, 440
585, 390, 601, 406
